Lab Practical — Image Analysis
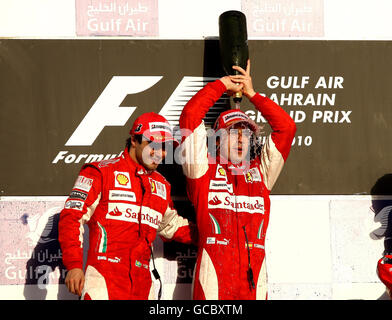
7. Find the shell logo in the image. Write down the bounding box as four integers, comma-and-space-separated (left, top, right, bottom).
218, 168, 226, 176
116, 173, 129, 186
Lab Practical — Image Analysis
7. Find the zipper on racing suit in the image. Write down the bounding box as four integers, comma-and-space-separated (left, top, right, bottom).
148, 239, 162, 300
134, 167, 162, 300
243, 226, 255, 290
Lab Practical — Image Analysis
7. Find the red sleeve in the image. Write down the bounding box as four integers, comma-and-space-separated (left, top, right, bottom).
179, 79, 226, 133
250, 93, 296, 161
169, 219, 198, 246
58, 165, 102, 270
378, 255, 392, 291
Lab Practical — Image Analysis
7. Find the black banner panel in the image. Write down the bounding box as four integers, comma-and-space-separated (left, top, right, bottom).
1, 40, 391, 196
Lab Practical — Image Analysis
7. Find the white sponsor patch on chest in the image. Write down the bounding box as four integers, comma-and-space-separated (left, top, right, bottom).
207, 192, 264, 214
105, 203, 162, 229
106, 202, 140, 223
244, 167, 262, 183
149, 178, 167, 200
209, 180, 233, 193
140, 206, 163, 229
109, 190, 136, 202
215, 164, 228, 180
114, 171, 132, 189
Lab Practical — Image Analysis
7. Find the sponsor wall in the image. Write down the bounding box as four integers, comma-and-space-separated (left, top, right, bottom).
1, 40, 392, 195
3, 0, 392, 40
75, 0, 159, 36
1, 39, 392, 299
0, 196, 389, 300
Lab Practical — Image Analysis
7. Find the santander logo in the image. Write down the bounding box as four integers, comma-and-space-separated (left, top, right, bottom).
208, 193, 265, 214
208, 196, 222, 206
108, 206, 122, 216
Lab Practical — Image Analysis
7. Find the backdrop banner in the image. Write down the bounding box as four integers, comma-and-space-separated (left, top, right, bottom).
1, 40, 391, 197
1, 41, 391, 296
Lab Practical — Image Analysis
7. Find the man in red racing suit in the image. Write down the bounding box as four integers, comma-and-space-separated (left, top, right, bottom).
59, 112, 197, 300
179, 61, 296, 299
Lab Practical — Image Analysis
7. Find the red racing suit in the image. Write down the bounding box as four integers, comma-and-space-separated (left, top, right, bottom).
59, 148, 196, 300
179, 80, 296, 300
377, 255, 392, 294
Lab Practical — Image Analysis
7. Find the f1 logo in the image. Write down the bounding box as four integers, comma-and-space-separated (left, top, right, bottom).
65, 76, 162, 146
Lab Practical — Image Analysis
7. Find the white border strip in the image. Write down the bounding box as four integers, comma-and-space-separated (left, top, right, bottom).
0, 196, 68, 201
1, 195, 391, 202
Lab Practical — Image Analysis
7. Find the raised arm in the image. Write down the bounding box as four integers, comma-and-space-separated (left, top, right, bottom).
179, 80, 226, 133
252, 93, 296, 190
179, 77, 243, 179
230, 60, 296, 190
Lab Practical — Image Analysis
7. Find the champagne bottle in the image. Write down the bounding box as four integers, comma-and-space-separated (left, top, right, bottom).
219, 10, 249, 106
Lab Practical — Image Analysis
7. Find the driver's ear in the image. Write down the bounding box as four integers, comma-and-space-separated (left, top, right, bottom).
130, 134, 138, 147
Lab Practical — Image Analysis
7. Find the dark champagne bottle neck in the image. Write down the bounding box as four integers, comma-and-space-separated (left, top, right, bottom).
219, 11, 249, 104
219, 10, 249, 76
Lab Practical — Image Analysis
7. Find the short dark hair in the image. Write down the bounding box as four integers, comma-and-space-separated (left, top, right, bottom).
126, 134, 143, 151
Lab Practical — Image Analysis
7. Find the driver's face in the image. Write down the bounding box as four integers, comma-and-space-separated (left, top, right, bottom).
219, 122, 252, 164
134, 139, 168, 171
